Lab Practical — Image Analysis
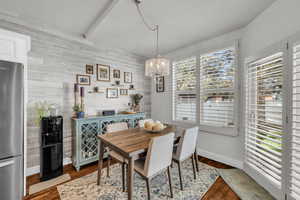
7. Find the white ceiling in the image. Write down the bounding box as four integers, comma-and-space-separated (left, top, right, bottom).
0, 0, 275, 57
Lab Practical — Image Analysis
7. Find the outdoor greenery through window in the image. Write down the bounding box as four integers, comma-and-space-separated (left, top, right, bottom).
199, 47, 236, 127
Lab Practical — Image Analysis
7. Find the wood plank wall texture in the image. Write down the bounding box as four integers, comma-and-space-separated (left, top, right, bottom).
0, 21, 151, 168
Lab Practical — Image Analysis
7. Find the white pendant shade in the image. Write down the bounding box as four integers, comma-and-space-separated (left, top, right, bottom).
145, 56, 170, 77
134, 0, 170, 77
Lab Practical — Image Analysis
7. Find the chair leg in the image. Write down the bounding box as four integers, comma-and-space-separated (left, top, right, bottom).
146, 178, 151, 200
167, 166, 173, 198
122, 163, 126, 192
191, 156, 196, 180
107, 155, 110, 178
194, 151, 199, 172
125, 163, 128, 191
177, 162, 184, 191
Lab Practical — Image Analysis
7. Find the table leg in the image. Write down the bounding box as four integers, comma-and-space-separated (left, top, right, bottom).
97, 140, 105, 185
127, 157, 134, 200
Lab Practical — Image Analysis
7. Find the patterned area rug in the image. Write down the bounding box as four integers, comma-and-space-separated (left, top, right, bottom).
57, 160, 219, 200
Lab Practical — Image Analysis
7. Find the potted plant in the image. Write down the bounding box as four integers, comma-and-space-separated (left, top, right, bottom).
73, 105, 85, 118
131, 93, 143, 112
33, 101, 50, 126
33, 101, 60, 126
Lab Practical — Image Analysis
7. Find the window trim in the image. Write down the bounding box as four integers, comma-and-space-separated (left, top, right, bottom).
171, 40, 240, 136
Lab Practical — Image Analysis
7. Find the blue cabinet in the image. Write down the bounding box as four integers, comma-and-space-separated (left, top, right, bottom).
71, 113, 145, 171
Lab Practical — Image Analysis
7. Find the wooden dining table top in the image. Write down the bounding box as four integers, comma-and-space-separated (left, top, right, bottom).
97, 125, 177, 157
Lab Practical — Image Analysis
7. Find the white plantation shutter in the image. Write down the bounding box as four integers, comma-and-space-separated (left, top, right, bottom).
173, 57, 196, 122
245, 52, 284, 188
290, 43, 300, 200
199, 47, 236, 127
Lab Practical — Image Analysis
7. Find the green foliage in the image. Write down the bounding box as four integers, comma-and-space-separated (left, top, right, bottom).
131, 93, 143, 105
33, 101, 56, 126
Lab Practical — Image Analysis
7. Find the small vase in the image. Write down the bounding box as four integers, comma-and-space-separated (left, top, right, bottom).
77, 112, 85, 118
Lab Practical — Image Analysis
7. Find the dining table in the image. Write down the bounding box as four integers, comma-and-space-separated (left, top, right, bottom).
96, 125, 178, 200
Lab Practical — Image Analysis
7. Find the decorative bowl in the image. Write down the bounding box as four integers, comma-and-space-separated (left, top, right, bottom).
143, 124, 167, 133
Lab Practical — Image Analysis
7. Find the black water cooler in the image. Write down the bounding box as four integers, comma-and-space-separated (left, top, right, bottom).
40, 116, 63, 181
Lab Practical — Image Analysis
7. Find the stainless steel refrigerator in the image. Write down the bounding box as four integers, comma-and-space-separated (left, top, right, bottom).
0, 60, 24, 200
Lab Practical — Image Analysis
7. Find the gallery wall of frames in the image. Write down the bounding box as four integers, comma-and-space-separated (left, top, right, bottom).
75, 64, 135, 99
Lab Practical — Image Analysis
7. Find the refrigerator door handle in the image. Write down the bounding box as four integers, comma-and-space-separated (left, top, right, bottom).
0, 160, 15, 168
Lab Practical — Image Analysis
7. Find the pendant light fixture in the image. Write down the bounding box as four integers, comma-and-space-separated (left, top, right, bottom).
135, 0, 170, 78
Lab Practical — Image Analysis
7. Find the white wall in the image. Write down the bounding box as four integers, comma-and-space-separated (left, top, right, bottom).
152, 0, 300, 169
241, 0, 300, 57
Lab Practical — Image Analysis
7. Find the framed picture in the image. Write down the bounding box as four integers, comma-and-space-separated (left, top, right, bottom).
97, 64, 110, 82
113, 69, 120, 79
156, 76, 164, 92
76, 74, 91, 85
120, 89, 128, 96
124, 72, 132, 83
86, 64, 94, 74
106, 88, 118, 98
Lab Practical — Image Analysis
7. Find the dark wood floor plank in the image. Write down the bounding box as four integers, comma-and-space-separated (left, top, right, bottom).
202, 177, 240, 200
24, 157, 240, 200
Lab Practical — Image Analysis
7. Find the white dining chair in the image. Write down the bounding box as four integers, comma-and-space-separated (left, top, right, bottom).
172, 126, 199, 190
134, 132, 175, 200
106, 122, 128, 192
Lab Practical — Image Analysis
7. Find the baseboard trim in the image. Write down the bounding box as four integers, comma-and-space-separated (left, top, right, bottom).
27, 152, 243, 176
26, 158, 72, 177
197, 149, 244, 169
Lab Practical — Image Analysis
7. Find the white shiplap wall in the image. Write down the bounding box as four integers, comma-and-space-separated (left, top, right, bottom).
0, 20, 151, 169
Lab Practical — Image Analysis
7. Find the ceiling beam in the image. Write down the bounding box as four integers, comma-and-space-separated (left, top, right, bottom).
83, 0, 120, 39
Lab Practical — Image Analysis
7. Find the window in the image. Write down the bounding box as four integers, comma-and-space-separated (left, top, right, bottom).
245, 52, 284, 188
172, 57, 196, 122
172, 45, 237, 135
199, 47, 236, 127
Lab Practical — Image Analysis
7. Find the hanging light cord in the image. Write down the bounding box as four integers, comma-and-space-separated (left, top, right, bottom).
135, 1, 159, 56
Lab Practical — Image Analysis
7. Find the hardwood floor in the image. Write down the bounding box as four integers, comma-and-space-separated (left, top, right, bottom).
24, 157, 240, 200
199, 157, 240, 200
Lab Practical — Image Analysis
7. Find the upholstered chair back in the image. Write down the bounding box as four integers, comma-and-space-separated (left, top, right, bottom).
144, 133, 175, 177
176, 126, 199, 161
107, 122, 128, 133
